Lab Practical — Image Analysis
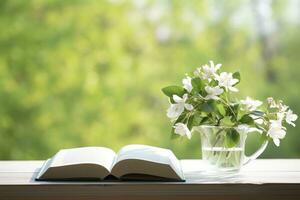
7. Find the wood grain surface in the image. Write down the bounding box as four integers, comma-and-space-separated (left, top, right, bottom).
1, 159, 300, 200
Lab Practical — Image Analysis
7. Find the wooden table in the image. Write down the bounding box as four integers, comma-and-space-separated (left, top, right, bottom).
1, 159, 300, 200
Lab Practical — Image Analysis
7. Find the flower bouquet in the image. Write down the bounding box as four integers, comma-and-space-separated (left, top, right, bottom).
162, 61, 298, 172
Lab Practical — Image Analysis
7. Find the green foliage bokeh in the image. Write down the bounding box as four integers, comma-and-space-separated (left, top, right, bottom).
0, 0, 299, 159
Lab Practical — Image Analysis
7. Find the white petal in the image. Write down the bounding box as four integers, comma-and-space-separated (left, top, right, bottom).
273, 138, 280, 147
167, 104, 184, 119
204, 95, 212, 100
184, 85, 193, 93
182, 77, 193, 93
229, 86, 239, 92
182, 93, 188, 101
291, 113, 298, 121
185, 103, 193, 111
167, 105, 177, 119
172, 95, 182, 103
186, 129, 192, 139
231, 79, 239, 85
286, 110, 298, 126
277, 112, 285, 121
173, 123, 191, 139
216, 87, 224, 95
287, 120, 296, 127
173, 123, 185, 137
215, 63, 222, 70
291, 122, 296, 127
277, 129, 286, 139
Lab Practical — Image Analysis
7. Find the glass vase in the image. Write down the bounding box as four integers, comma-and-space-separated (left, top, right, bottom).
193, 125, 268, 173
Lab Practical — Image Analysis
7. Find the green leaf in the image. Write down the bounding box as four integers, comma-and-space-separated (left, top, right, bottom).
169, 97, 175, 103
237, 108, 247, 121
187, 115, 194, 130
251, 110, 264, 117
225, 103, 239, 118
200, 100, 216, 113
232, 103, 240, 113
216, 104, 226, 116
200, 89, 207, 97
220, 116, 235, 127
200, 116, 209, 124
232, 71, 240, 86
191, 77, 203, 92
161, 86, 185, 98
225, 128, 240, 148
239, 114, 254, 124
192, 114, 203, 126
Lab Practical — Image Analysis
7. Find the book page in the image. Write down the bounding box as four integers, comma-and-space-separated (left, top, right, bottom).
50, 147, 116, 171
114, 144, 184, 179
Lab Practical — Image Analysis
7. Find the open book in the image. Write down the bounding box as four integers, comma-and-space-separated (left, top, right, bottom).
36, 144, 184, 181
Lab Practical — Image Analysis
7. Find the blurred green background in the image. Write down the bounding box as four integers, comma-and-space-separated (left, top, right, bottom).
0, 0, 299, 160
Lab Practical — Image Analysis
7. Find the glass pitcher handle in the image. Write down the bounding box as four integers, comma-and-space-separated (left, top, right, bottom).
243, 140, 268, 165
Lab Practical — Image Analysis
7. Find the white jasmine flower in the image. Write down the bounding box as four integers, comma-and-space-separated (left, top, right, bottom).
277, 112, 285, 122
167, 94, 193, 119
173, 94, 193, 110
267, 98, 289, 112
201, 60, 221, 82
173, 123, 191, 139
285, 109, 298, 127
204, 86, 224, 100
278, 101, 289, 112
215, 72, 239, 92
182, 76, 193, 93
236, 124, 263, 134
267, 97, 277, 108
167, 104, 184, 119
241, 97, 263, 112
267, 120, 286, 147
193, 67, 201, 77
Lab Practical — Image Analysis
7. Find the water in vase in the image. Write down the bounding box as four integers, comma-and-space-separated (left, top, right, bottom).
202, 147, 244, 172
